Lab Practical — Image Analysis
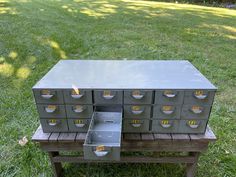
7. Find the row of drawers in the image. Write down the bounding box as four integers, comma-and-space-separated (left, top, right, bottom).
33, 89, 215, 105
37, 104, 212, 119
40, 118, 207, 134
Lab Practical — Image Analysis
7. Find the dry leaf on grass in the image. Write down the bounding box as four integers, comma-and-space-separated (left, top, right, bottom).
18, 136, 28, 146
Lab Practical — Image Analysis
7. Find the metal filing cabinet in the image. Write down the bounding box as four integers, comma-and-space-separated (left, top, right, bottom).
83, 106, 122, 161
33, 60, 216, 134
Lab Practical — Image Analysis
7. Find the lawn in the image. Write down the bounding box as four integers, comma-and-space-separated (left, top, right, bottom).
0, 0, 236, 176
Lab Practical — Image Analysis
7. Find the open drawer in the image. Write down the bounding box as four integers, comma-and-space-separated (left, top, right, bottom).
83, 106, 122, 161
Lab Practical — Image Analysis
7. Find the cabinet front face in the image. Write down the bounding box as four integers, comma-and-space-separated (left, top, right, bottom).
181, 105, 211, 119
153, 105, 181, 119
123, 119, 150, 132
152, 119, 179, 133
124, 90, 153, 104
66, 105, 93, 118
33, 89, 64, 104
184, 90, 215, 105
63, 89, 92, 104
40, 118, 68, 133
94, 90, 123, 105
36, 104, 66, 118
68, 119, 91, 132
179, 120, 208, 134
155, 90, 184, 105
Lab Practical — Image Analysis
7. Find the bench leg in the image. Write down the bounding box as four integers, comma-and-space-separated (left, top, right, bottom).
48, 152, 62, 177
186, 152, 200, 177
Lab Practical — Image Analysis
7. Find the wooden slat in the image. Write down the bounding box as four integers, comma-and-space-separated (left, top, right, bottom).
58, 133, 76, 142
153, 133, 172, 140
141, 133, 154, 140
49, 133, 60, 142
32, 126, 51, 142
190, 126, 217, 142
123, 133, 141, 140
52, 155, 195, 163
171, 134, 190, 141
76, 133, 87, 141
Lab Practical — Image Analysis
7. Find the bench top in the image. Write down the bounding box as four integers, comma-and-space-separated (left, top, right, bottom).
32, 126, 216, 143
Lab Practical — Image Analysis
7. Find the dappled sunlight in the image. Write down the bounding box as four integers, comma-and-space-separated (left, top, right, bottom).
0, 0, 18, 15
0, 61, 14, 77
198, 23, 236, 40
16, 66, 31, 79
122, 0, 236, 18
26, 56, 37, 64
44, 39, 67, 59
8, 51, 18, 59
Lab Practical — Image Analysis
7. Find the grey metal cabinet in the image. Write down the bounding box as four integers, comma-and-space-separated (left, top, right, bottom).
63, 89, 92, 104
184, 90, 215, 105
36, 104, 66, 118
40, 118, 68, 132
152, 120, 179, 133
155, 90, 184, 105
123, 119, 150, 132
93, 90, 123, 105
153, 105, 181, 119
124, 105, 151, 119
65, 105, 93, 118
178, 120, 208, 134
67, 119, 91, 132
124, 90, 153, 104
33, 89, 64, 104
181, 105, 211, 119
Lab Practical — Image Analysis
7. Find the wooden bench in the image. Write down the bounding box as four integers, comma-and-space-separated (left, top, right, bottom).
32, 126, 216, 177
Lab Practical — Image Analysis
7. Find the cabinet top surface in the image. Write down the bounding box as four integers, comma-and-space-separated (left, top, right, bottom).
33, 60, 216, 90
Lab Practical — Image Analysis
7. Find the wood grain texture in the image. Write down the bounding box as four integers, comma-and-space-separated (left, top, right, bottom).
141, 133, 154, 140
58, 133, 76, 142
76, 133, 87, 141
123, 133, 141, 140
172, 134, 190, 141
32, 126, 51, 142
49, 133, 60, 142
190, 126, 217, 142
52, 155, 196, 164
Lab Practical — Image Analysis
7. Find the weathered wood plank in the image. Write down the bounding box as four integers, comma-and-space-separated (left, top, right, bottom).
58, 133, 76, 142
49, 133, 60, 142
52, 155, 195, 164
141, 133, 154, 140
123, 133, 141, 140
32, 126, 51, 142
172, 134, 190, 141
190, 126, 217, 142
153, 133, 172, 140
76, 133, 87, 141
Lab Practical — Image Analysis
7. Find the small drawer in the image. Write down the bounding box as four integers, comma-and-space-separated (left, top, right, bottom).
124, 105, 151, 118
153, 105, 181, 119
33, 89, 64, 104
63, 89, 92, 104
184, 90, 215, 105
36, 105, 66, 118
94, 90, 123, 105
123, 119, 149, 132
155, 90, 184, 105
40, 118, 68, 133
68, 119, 91, 132
84, 131, 121, 161
179, 120, 208, 134
65, 105, 93, 118
124, 90, 153, 104
152, 119, 179, 133
181, 105, 211, 119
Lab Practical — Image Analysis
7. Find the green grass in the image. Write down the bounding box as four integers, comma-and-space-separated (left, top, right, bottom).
0, 0, 236, 176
